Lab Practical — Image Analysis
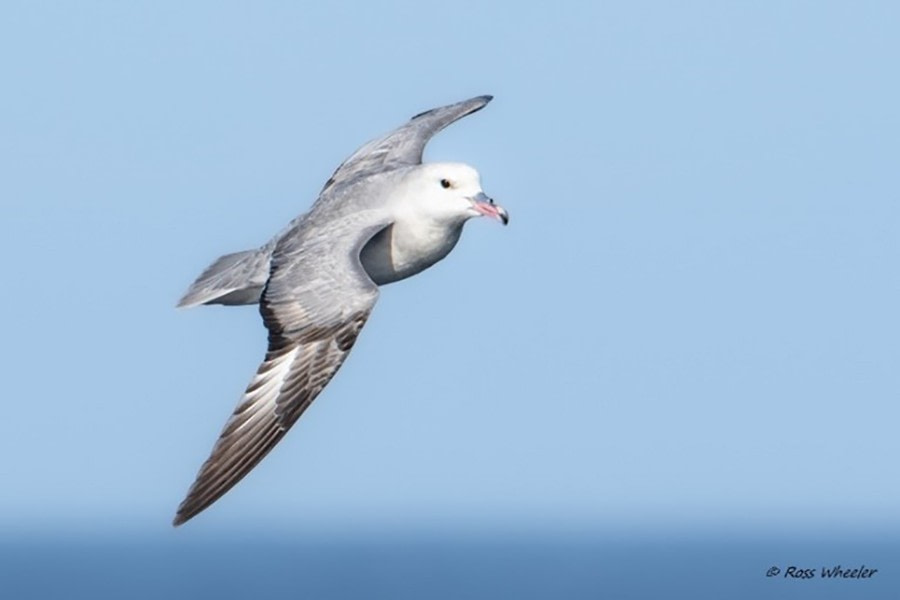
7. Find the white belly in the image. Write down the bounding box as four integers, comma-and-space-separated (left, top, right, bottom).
360, 220, 463, 285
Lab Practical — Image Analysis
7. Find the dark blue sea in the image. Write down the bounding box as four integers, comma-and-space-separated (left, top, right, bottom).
1, 531, 895, 599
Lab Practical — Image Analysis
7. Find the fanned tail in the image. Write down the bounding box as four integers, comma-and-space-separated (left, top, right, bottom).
177, 247, 271, 308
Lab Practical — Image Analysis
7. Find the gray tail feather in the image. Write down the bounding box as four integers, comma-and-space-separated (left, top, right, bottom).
177, 248, 271, 308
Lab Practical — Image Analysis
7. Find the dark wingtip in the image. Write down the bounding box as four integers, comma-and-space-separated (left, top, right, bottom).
172, 502, 194, 527
411, 94, 494, 120
467, 94, 493, 112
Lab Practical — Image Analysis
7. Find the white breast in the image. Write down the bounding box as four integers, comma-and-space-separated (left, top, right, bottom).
360, 217, 463, 286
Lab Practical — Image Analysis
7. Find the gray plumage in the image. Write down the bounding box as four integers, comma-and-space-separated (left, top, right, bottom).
177, 96, 493, 309
173, 95, 507, 526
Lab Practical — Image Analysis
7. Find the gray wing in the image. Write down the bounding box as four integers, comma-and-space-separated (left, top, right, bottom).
173, 214, 392, 526
321, 95, 492, 193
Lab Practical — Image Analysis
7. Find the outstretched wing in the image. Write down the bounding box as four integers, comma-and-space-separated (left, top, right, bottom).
321, 95, 492, 193
173, 214, 392, 526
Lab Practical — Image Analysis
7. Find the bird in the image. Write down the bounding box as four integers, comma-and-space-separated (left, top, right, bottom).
173, 95, 508, 526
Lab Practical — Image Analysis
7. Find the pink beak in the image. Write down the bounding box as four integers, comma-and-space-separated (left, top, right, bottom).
472, 192, 509, 225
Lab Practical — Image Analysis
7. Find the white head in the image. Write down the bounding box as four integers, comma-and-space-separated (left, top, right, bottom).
401, 162, 509, 227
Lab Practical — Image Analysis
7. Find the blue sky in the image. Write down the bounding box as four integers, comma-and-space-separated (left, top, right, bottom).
0, 2, 897, 535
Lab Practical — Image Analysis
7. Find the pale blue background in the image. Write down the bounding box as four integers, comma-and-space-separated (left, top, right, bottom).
0, 2, 897, 598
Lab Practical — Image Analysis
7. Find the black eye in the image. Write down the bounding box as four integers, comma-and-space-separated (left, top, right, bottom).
440, 178, 451, 189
